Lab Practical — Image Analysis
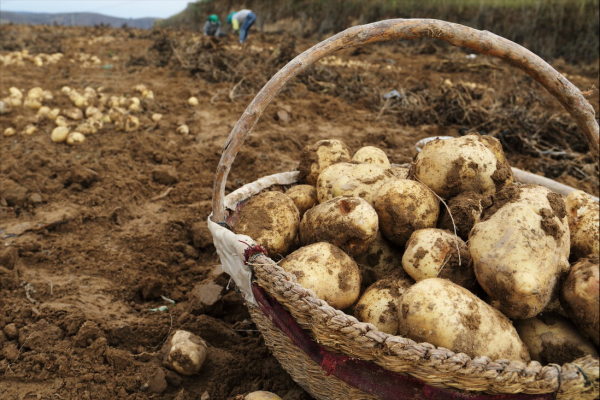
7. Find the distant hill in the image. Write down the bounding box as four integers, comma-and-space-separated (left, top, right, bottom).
0, 11, 156, 29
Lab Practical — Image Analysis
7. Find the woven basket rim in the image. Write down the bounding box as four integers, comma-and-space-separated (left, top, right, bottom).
219, 171, 599, 398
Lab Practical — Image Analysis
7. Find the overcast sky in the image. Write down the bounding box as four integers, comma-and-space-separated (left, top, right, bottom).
0, 0, 192, 19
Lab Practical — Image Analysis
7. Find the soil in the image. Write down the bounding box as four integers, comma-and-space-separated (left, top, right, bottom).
0, 24, 598, 400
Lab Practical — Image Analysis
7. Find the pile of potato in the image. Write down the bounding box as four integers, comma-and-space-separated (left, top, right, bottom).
233, 135, 599, 365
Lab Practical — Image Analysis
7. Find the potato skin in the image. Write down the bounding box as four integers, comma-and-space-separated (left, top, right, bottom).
398, 278, 530, 362
402, 228, 475, 289
298, 139, 352, 186
280, 242, 361, 310
233, 191, 300, 257
352, 146, 391, 168
299, 196, 378, 256
469, 185, 570, 319
354, 231, 411, 288
354, 272, 413, 334
560, 256, 599, 347
285, 185, 318, 218
331, 163, 395, 206
316, 162, 355, 204
514, 313, 598, 365
373, 179, 439, 246
437, 191, 483, 241
413, 134, 513, 198
565, 190, 599, 261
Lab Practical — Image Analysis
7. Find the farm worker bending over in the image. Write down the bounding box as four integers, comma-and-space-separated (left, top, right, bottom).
227, 9, 257, 43
203, 14, 221, 37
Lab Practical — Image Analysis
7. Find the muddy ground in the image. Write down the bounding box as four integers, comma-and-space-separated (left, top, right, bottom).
0, 24, 598, 400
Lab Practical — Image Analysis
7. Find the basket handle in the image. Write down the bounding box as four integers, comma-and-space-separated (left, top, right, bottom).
212, 18, 599, 222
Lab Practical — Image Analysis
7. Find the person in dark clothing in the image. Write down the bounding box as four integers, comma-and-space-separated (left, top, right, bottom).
203, 14, 221, 37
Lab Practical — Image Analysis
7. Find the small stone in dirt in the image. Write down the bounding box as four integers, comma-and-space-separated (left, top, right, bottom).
28, 193, 43, 204
189, 280, 224, 314
146, 369, 168, 394
275, 109, 290, 124
74, 321, 104, 347
1, 342, 19, 362
4, 323, 18, 340
1, 179, 28, 206
152, 165, 179, 185
0, 247, 19, 270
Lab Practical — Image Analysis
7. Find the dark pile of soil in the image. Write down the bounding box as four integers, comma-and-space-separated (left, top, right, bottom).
0, 24, 598, 400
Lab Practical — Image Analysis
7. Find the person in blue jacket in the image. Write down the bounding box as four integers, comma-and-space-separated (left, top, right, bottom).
227, 9, 256, 43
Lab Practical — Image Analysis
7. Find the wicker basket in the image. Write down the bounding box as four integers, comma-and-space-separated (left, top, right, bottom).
209, 19, 600, 400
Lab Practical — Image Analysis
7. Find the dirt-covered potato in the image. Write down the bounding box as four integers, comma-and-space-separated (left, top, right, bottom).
298, 139, 352, 186
390, 165, 410, 180
565, 190, 599, 260
233, 191, 300, 257
353, 272, 413, 334
352, 146, 391, 168
438, 191, 483, 241
299, 196, 378, 256
280, 242, 361, 310
331, 163, 395, 206
402, 229, 475, 289
560, 256, 599, 347
164, 330, 208, 376
316, 162, 355, 203
285, 185, 318, 218
514, 313, 598, 365
354, 231, 410, 288
469, 185, 570, 319
245, 392, 282, 400
373, 179, 439, 247
413, 134, 513, 198
398, 278, 530, 362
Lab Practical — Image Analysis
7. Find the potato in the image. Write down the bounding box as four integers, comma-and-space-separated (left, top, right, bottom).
299, 196, 378, 256
565, 190, 599, 260
560, 256, 599, 347
373, 179, 439, 247
331, 163, 395, 206
437, 191, 483, 241
398, 278, 530, 362
352, 146, 391, 168
298, 139, 352, 186
164, 330, 208, 376
280, 242, 361, 310
285, 185, 317, 218
514, 313, 598, 365
51, 126, 70, 143
469, 185, 570, 319
354, 231, 410, 288
234, 191, 300, 257
316, 162, 355, 203
390, 165, 410, 180
402, 229, 475, 289
413, 134, 513, 198
245, 391, 282, 400
353, 272, 413, 334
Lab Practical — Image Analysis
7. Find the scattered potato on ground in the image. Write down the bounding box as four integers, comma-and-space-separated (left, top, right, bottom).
514, 313, 598, 365
299, 196, 378, 256
280, 242, 361, 310
297, 139, 352, 186
470, 184, 570, 319
373, 179, 439, 246
352, 145, 391, 168
285, 184, 318, 218
233, 191, 300, 257
353, 271, 413, 334
51, 126, 70, 142
402, 228, 474, 289
163, 330, 208, 376
398, 278, 531, 362
413, 134, 513, 198
560, 256, 599, 347
565, 190, 599, 261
